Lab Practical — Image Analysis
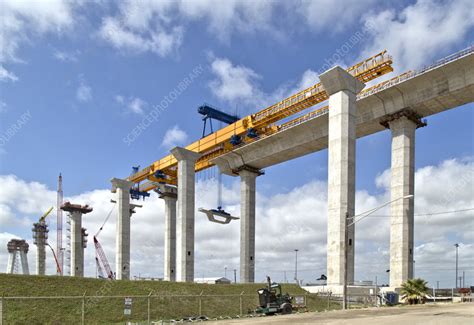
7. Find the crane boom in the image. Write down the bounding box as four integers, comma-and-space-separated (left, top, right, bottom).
94, 236, 114, 279
128, 50, 393, 190
39, 206, 54, 223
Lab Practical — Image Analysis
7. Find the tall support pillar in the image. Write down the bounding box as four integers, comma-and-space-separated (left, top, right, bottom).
70, 212, 83, 276
156, 184, 178, 282
238, 167, 260, 283
19, 251, 29, 275
61, 202, 92, 277
111, 178, 133, 280
6, 251, 16, 274
320, 66, 365, 287
36, 244, 46, 275
381, 109, 425, 287
171, 147, 201, 282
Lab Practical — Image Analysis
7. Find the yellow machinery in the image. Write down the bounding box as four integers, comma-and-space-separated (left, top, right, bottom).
39, 206, 54, 223
128, 51, 394, 192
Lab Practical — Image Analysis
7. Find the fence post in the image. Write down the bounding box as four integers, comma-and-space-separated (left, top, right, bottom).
0, 293, 3, 325
81, 292, 86, 325
240, 291, 244, 316
199, 291, 203, 316
148, 290, 153, 325
452, 288, 454, 303
327, 292, 330, 309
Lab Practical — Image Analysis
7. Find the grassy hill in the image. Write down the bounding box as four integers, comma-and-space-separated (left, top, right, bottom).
0, 274, 336, 324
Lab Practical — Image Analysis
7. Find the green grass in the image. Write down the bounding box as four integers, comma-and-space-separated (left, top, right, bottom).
0, 274, 338, 324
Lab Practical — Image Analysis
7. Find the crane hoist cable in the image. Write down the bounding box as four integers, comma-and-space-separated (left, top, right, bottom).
95, 202, 116, 238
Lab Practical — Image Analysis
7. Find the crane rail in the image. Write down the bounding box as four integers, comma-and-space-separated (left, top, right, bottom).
127, 51, 395, 190
276, 45, 474, 133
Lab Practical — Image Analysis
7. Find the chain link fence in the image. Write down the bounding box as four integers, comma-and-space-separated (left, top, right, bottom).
0, 291, 349, 324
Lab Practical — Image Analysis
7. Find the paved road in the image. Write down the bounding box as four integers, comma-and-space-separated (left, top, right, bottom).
212, 303, 473, 324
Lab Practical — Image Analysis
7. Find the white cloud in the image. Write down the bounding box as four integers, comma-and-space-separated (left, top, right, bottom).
362, 0, 474, 71
99, 5, 184, 58
0, 65, 18, 82
209, 58, 261, 104
161, 125, 189, 148
76, 77, 92, 102
53, 50, 79, 62
115, 95, 147, 115
298, 0, 376, 33
208, 57, 321, 112
128, 97, 146, 115
0, 158, 472, 287
0, 0, 76, 67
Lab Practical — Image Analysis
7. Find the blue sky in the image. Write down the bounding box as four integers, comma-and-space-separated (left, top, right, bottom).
0, 0, 473, 286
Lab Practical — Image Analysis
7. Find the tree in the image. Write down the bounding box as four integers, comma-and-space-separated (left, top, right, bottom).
400, 278, 430, 304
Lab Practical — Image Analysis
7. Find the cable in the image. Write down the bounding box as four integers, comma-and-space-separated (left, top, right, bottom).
95, 203, 116, 238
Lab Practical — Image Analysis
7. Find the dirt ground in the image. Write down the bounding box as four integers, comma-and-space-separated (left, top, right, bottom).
212, 303, 474, 324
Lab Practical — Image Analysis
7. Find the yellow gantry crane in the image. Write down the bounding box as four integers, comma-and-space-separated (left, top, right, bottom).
128, 51, 394, 193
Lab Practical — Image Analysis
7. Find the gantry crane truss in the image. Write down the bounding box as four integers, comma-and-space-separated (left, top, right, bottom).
128, 51, 394, 192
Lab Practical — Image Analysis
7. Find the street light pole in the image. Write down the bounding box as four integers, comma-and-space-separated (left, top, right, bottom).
342, 194, 414, 310
343, 212, 349, 310
294, 249, 299, 285
454, 243, 459, 288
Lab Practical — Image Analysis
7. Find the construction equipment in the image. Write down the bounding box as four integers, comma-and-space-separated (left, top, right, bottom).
256, 276, 293, 315
57, 173, 64, 276
198, 103, 239, 137
39, 206, 54, 222
46, 243, 62, 274
126, 50, 394, 193
93, 203, 116, 279
199, 170, 239, 224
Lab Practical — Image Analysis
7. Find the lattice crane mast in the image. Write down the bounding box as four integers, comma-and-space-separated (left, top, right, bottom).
127, 51, 393, 194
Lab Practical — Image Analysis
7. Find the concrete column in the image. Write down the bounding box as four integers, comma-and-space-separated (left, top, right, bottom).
171, 147, 201, 282
239, 169, 259, 283
111, 178, 134, 280
320, 66, 364, 286
70, 211, 84, 277
388, 116, 416, 287
156, 184, 178, 282
36, 244, 45, 275
6, 252, 16, 273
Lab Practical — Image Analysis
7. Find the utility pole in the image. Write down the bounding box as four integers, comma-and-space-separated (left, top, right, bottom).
462, 271, 465, 288
437, 281, 439, 289
294, 249, 299, 285
454, 243, 459, 288
233, 269, 237, 283
224, 266, 227, 279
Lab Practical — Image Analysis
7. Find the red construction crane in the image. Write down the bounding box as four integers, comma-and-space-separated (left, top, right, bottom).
94, 236, 114, 279
94, 204, 116, 280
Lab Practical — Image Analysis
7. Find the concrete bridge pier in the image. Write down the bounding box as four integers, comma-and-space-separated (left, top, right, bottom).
156, 184, 178, 282
320, 66, 365, 287
111, 178, 134, 280
61, 202, 92, 277
238, 167, 261, 283
381, 109, 425, 287
171, 147, 201, 282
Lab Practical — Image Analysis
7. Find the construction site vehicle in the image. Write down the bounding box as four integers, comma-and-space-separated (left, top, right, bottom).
256, 276, 293, 315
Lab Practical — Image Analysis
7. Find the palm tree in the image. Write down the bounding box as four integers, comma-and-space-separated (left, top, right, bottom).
400, 278, 430, 304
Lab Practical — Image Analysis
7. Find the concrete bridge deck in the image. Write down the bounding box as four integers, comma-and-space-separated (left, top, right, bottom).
213, 49, 473, 174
